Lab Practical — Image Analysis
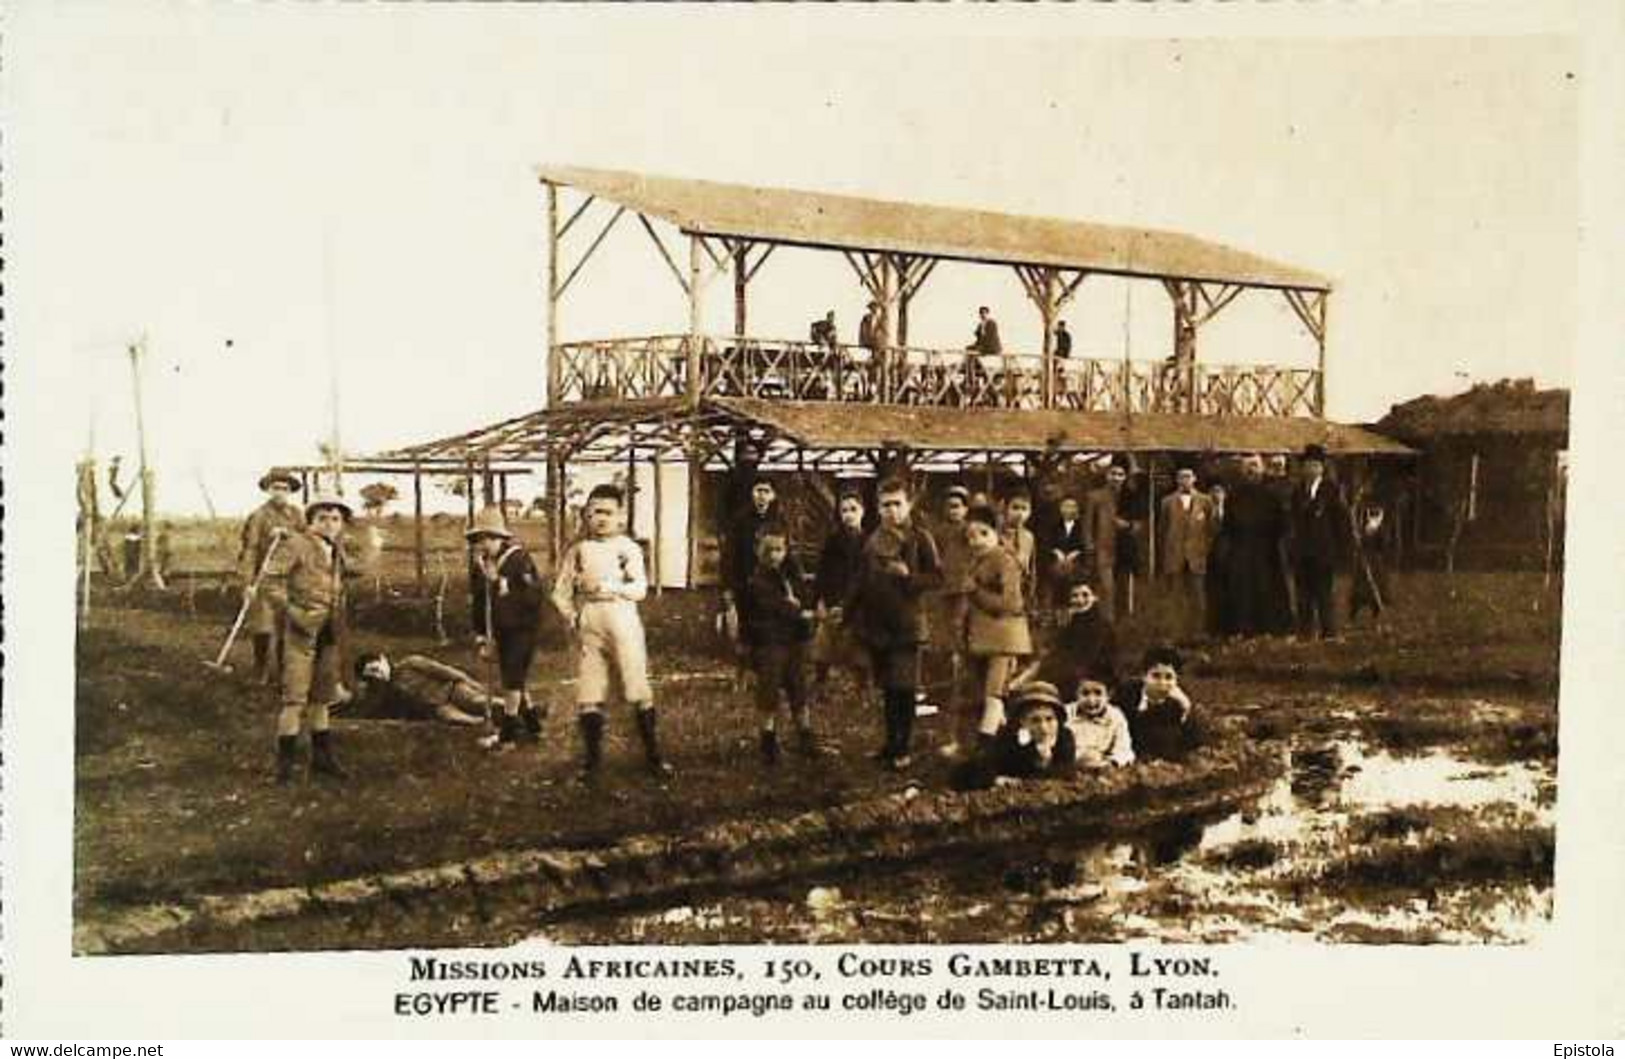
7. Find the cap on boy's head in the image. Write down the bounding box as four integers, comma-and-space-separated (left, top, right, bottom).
1010, 681, 1066, 721
586, 483, 624, 506
1302, 443, 1329, 463
304, 490, 352, 522
945, 484, 971, 504
1142, 644, 1184, 672
965, 504, 1000, 529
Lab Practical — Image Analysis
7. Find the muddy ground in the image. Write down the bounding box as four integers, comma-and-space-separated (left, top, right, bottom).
74, 570, 1560, 950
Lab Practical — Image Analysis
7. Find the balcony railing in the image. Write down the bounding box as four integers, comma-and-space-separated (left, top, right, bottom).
555, 335, 1323, 417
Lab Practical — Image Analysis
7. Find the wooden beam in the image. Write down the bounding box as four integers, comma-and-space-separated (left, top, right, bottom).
557, 192, 597, 240
687, 233, 704, 405
413, 464, 426, 596
557, 204, 626, 298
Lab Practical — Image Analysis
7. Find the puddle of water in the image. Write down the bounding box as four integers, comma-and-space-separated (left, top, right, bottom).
544, 736, 1555, 946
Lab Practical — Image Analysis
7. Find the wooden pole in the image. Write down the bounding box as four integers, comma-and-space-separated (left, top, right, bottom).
413, 464, 426, 596
465, 467, 476, 525
687, 233, 704, 406
733, 242, 748, 337
652, 449, 665, 595
1039, 269, 1058, 409
545, 181, 562, 572
1316, 293, 1329, 417
686, 442, 703, 589
127, 338, 165, 588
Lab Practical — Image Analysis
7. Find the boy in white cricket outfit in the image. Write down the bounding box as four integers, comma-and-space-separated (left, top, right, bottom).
550, 484, 672, 782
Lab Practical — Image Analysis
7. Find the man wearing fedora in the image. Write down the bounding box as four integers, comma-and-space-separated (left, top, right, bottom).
276, 490, 354, 783
1289, 444, 1352, 640
238, 468, 306, 685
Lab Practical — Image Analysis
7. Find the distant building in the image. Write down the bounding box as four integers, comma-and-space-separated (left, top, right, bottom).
1376, 379, 1568, 570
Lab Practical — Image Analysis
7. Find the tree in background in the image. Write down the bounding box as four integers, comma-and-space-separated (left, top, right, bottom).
360, 481, 400, 518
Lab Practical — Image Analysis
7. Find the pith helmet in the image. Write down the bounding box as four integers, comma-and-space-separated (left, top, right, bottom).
304, 490, 353, 521
464, 505, 513, 541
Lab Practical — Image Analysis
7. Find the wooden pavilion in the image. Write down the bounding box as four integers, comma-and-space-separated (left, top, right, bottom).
366, 166, 1410, 587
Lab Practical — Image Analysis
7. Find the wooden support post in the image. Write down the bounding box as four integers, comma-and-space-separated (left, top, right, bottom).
126, 338, 165, 589
464, 467, 476, 525
413, 464, 426, 597
1317, 293, 1329, 416
879, 255, 898, 403
652, 450, 665, 595
1038, 270, 1058, 409
687, 233, 705, 405
550, 451, 569, 565
686, 441, 703, 589
545, 181, 563, 568
733, 242, 748, 337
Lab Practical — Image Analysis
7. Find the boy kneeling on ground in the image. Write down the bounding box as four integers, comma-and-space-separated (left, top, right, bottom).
1114, 646, 1203, 762
551, 484, 671, 782
347, 652, 497, 726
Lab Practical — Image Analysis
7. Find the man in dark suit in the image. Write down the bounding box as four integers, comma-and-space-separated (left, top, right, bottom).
1158, 464, 1217, 641
967, 306, 1003, 355
1289, 444, 1352, 640
1042, 494, 1087, 612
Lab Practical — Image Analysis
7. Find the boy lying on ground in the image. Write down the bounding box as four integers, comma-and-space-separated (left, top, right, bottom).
951, 681, 1078, 790
1066, 678, 1135, 769
1113, 646, 1204, 762
343, 652, 498, 726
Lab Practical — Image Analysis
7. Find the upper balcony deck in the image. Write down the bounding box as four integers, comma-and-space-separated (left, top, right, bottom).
555, 334, 1325, 418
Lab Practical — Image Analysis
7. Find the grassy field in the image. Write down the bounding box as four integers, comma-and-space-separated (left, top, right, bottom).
74, 570, 1561, 947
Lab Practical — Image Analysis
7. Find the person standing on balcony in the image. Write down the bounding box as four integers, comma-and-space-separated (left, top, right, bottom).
965, 306, 1001, 404
809, 310, 838, 351
858, 301, 885, 400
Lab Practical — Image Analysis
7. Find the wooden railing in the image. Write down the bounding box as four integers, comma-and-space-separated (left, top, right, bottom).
554, 335, 1323, 417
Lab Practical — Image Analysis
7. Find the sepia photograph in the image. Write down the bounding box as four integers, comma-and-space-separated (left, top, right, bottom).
8, 1, 1624, 1040
44, 10, 1579, 960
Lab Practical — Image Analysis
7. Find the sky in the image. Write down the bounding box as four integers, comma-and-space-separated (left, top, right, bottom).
12, 5, 1580, 516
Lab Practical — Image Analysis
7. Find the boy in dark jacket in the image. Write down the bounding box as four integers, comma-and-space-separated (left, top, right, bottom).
847, 476, 943, 770
1017, 577, 1118, 703
812, 490, 869, 694
745, 530, 821, 764
951, 681, 1078, 790
1113, 646, 1203, 762
467, 506, 546, 751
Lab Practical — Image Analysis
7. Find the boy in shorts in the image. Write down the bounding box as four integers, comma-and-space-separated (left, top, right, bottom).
551, 484, 671, 781
467, 506, 545, 750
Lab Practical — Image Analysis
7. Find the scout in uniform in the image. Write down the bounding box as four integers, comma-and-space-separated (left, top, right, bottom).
275, 491, 353, 784
238, 468, 306, 685
467, 506, 546, 750
550, 484, 671, 782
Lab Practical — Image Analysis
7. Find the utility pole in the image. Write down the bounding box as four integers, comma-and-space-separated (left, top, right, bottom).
127, 336, 167, 589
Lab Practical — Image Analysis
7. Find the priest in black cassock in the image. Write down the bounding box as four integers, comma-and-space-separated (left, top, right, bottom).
1215, 453, 1293, 636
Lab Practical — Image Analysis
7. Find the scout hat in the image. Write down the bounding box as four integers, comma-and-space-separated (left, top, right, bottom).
464, 505, 513, 541
304, 490, 353, 521
1009, 681, 1067, 723
945, 484, 971, 504
258, 467, 301, 492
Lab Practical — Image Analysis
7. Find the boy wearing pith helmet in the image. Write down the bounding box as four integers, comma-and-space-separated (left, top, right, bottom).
239, 468, 306, 685
275, 490, 353, 784
550, 484, 671, 782
467, 505, 546, 751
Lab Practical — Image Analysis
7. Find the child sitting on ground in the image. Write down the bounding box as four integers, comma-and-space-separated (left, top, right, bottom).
1014, 576, 1118, 703
951, 681, 1077, 790
1066, 678, 1134, 769
1113, 646, 1203, 762
347, 652, 497, 726
744, 529, 822, 764
551, 483, 671, 782
963, 504, 1032, 755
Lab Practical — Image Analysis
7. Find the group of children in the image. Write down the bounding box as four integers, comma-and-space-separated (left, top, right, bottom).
255, 463, 1201, 791
727, 475, 1204, 784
